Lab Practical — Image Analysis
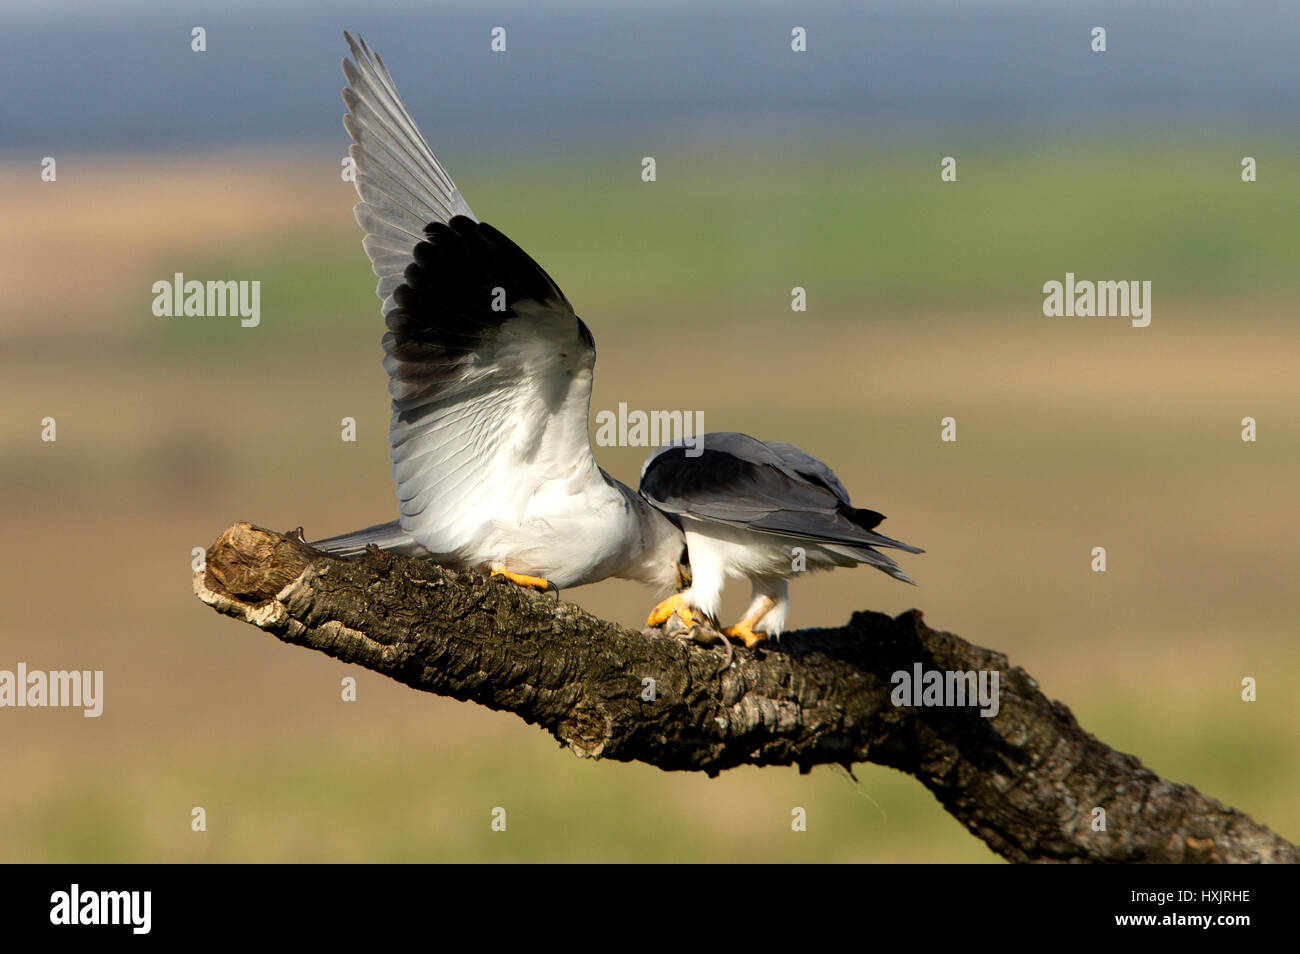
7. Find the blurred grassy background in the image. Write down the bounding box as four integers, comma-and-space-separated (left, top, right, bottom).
1, 134, 1297, 861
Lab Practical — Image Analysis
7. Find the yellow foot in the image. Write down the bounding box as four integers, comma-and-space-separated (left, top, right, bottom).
490, 565, 554, 591
646, 593, 698, 628
723, 620, 768, 648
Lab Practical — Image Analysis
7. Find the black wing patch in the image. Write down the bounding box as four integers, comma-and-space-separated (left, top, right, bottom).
391, 215, 571, 357
382, 215, 592, 412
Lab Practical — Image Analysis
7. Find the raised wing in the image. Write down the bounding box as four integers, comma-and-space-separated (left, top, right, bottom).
342, 35, 599, 551
342, 31, 475, 308
639, 432, 922, 553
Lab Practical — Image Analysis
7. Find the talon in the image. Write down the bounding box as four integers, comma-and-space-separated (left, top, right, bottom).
723, 620, 768, 648
490, 565, 554, 591
646, 593, 697, 628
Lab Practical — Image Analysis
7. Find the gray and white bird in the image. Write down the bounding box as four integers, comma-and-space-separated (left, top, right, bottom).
638, 433, 922, 646
310, 33, 686, 597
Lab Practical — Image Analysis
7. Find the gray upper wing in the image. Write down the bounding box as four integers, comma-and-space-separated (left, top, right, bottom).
760, 440, 852, 505
639, 432, 921, 552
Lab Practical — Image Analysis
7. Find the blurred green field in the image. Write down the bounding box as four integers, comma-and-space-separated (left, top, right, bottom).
1, 137, 1297, 862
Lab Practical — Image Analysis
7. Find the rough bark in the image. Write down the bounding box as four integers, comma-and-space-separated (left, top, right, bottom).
194, 521, 1298, 864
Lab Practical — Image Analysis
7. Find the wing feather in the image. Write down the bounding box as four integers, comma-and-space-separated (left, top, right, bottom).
342, 31, 475, 310
640, 433, 922, 554
341, 35, 600, 555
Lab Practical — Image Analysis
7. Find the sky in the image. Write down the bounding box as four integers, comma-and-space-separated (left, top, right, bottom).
2, 0, 1298, 151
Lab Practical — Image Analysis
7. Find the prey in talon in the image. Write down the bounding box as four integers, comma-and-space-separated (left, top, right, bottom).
648, 588, 736, 675
645, 548, 702, 631
639, 432, 923, 647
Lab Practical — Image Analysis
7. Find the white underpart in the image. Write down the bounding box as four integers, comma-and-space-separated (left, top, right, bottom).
390, 304, 681, 591
677, 519, 861, 637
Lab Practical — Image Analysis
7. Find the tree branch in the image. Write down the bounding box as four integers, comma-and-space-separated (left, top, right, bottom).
194, 522, 1297, 864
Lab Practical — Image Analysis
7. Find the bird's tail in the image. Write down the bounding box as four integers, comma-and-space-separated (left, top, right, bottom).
827, 543, 918, 585
309, 519, 427, 558
846, 507, 925, 554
